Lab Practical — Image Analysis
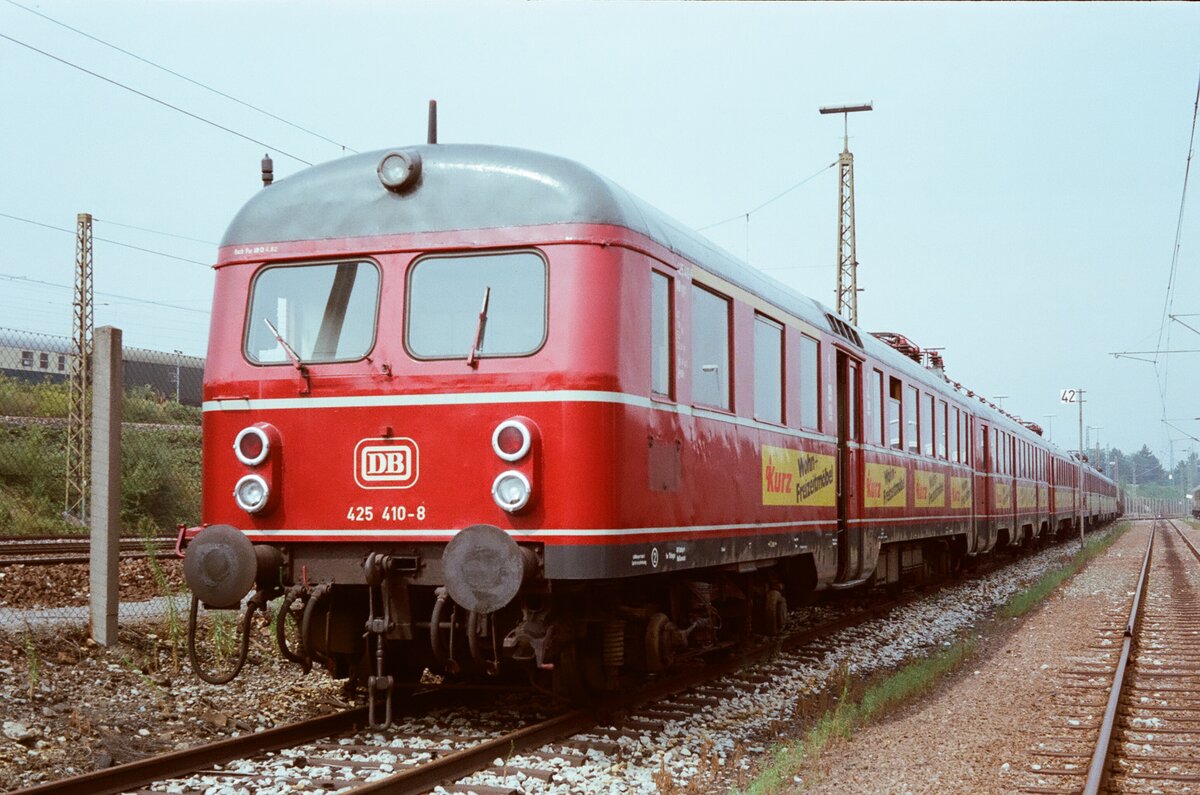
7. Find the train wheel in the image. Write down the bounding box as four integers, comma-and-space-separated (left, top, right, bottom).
554, 644, 586, 701
554, 640, 606, 702
644, 612, 676, 673
760, 590, 787, 637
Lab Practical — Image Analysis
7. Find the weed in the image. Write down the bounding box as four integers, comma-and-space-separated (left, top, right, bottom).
209, 611, 240, 663
119, 651, 163, 693
740, 523, 1131, 794
22, 629, 40, 700
1000, 521, 1128, 619
141, 525, 183, 673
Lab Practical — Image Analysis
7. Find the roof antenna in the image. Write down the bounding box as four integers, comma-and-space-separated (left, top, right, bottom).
261, 153, 274, 187
427, 99, 438, 145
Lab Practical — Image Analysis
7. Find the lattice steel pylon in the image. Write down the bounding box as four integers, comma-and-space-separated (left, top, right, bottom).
835, 147, 858, 324
819, 102, 872, 326
65, 212, 93, 523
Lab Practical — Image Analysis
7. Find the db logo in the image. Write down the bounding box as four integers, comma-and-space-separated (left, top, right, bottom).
354, 438, 419, 490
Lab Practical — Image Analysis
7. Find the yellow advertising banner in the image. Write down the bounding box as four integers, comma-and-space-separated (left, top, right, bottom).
761, 446, 836, 507
1017, 484, 1037, 510
914, 470, 946, 509
993, 481, 1012, 507
865, 462, 907, 508
950, 476, 973, 509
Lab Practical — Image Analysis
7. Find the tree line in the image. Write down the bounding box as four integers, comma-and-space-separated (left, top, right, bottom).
1099, 445, 1199, 494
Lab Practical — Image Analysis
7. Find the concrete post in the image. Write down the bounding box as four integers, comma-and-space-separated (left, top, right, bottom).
89, 326, 122, 645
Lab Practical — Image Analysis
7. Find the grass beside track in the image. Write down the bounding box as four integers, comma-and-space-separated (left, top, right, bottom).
740, 520, 1132, 795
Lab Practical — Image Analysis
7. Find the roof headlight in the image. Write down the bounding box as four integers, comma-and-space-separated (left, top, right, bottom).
234, 474, 270, 514
234, 425, 270, 466
492, 419, 532, 462
378, 150, 422, 193
492, 470, 532, 513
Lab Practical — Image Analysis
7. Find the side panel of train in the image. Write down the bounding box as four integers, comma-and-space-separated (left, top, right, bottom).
201, 228, 1119, 597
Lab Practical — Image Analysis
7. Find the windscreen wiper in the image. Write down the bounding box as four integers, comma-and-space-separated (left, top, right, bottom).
466, 286, 491, 368
264, 317, 311, 394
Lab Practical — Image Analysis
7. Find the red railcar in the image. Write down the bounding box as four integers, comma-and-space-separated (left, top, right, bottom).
183, 144, 1120, 715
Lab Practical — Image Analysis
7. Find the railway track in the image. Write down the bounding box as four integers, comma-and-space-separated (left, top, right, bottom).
1020, 519, 1200, 794
0, 535, 177, 566
8, 574, 915, 795
9, 525, 1122, 795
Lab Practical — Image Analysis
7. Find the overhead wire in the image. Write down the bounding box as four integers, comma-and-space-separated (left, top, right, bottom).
697, 161, 836, 232
696, 160, 836, 269
92, 217, 216, 247
0, 273, 211, 315
0, 211, 210, 266
0, 31, 313, 165
2, 0, 356, 155
1152, 65, 1200, 448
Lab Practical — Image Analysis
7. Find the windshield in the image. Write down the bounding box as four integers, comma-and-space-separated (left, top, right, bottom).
406, 251, 547, 359
244, 260, 379, 364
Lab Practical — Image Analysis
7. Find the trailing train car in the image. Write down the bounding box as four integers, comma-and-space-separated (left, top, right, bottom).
0, 327, 205, 406
182, 144, 1120, 720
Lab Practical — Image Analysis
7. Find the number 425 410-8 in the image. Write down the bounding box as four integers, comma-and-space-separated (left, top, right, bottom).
346, 505, 426, 522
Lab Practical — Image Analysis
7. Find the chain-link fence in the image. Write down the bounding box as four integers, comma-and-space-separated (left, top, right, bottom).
0, 326, 203, 637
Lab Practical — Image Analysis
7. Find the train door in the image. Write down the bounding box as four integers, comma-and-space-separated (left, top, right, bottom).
835, 351, 865, 583
977, 421, 993, 551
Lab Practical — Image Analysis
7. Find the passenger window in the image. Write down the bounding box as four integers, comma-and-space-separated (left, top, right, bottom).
753, 314, 783, 424
691, 284, 731, 410
651, 271, 673, 398
937, 400, 948, 459
888, 377, 902, 449
950, 407, 959, 463
905, 385, 918, 454
867, 369, 884, 446
799, 334, 820, 429
922, 394, 934, 456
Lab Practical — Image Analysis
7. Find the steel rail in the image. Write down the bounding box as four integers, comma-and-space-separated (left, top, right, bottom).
12, 707, 370, 795
10, 524, 1119, 794
352, 710, 595, 795
1082, 520, 1157, 795
0, 536, 175, 566
326, 596, 909, 794
1169, 518, 1200, 562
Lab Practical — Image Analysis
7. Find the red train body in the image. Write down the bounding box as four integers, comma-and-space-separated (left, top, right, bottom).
184, 145, 1120, 709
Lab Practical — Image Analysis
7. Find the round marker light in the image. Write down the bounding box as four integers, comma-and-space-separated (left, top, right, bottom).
492, 470, 532, 513
234, 426, 270, 466
234, 474, 270, 514
492, 419, 531, 462
377, 150, 422, 192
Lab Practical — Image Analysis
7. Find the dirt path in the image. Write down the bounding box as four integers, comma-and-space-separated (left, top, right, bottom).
791, 523, 1151, 794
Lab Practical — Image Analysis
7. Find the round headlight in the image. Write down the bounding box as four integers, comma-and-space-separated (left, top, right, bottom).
492, 470, 532, 513
378, 150, 422, 192
234, 426, 270, 466
234, 474, 270, 514
492, 419, 532, 462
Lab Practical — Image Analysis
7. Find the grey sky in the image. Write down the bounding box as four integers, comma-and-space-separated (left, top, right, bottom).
0, 1, 1197, 462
